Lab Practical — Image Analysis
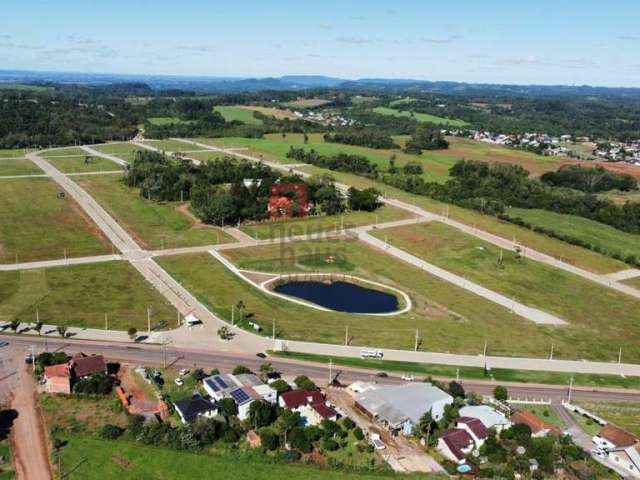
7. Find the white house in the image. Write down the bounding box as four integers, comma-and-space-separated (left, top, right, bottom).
459, 405, 511, 432
203, 373, 276, 420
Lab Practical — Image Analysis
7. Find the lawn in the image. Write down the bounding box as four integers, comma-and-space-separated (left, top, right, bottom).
271, 351, 640, 389
147, 116, 192, 126
507, 207, 640, 263
0, 439, 14, 479
47, 155, 123, 174
92, 143, 148, 157
0, 148, 28, 158
295, 164, 625, 274
0, 177, 112, 263
519, 405, 566, 430
55, 436, 422, 480
214, 105, 264, 125
160, 238, 589, 360
625, 277, 640, 289
573, 401, 640, 436
41, 147, 88, 157
372, 106, 469, 127
140, 139, 200, 152
75, 174, 234, 250
40, 393, 128, 435
192, 133, 455, 182
242, 105, 298, 120
371, 221, 640, 361
0, 261, 176, 330
0, 158, 42, 176
239, 205, 412, 240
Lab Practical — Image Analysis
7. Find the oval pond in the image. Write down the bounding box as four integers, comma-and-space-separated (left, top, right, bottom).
273, 280, 399, 314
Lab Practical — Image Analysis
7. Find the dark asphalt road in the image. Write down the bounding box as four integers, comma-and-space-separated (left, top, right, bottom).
1, 334, 638, 404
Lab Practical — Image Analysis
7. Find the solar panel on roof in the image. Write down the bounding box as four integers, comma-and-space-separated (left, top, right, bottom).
216, 377, 229, 389
205, 379, 219, 392
231, 389, 250, 404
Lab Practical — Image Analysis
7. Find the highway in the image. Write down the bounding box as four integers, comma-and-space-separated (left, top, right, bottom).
2, 334, 638, 405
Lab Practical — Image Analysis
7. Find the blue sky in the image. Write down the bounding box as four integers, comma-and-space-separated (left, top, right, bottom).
2, 0, 640, 86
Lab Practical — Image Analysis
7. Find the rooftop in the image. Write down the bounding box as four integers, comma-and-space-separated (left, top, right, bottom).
71, 354, 106, 378
441, 428, 474, 461
173, 394, 216, 422
459, 405, 510, 429
599, 424, 638, 448
457, 416, 489, 440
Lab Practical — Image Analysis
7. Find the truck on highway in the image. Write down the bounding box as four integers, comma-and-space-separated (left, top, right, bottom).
361, 349, 384, 359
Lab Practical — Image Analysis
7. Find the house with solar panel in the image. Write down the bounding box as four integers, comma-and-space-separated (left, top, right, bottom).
203, 373, 276, 420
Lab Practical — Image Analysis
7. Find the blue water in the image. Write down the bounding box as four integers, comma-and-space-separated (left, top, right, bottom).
274, 280, 399, 314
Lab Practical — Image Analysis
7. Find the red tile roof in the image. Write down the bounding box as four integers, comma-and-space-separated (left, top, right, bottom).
457, 416, 489, 440
599, 424, 638, 448
311, 402, 337, 419
442, 428, 474, 461
71, 354, 106, 378
511, 411, 561, 436
44, 363, 70, 379
280, 390, 324, 409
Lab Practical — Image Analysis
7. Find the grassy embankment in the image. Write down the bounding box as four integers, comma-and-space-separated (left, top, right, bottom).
372, 106, 469, 127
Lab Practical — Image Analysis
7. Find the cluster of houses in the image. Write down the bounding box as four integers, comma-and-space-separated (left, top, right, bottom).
447, 129, 576, 157
593, 141, 640, 165
173, 372, 338, 426
292, 109, 354, 127
43, 353, 107, 394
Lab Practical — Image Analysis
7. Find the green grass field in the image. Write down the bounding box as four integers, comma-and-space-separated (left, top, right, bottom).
75, 174, 234, 250
0, 177, 112, 263
92, 143, 147, 156
147, 116, 192, 126
0, 158, 42, 176
214, 105, 264, 125
296, 164, 625, 274
159, 239, 561, 356
271, 351, 640, 389
0, 439, 14, 479
574, 401, 640, 436
192, 133, 455, 182
507, 207, 640, 262
47, 155, 123, 173
41, 147, 88, 157
55, 436, 420, 480
625, 277, 640, 289
140, 139, 198, 152
239, 205, 412, 240
520, 405, 566, 430
371, 221, 640, 361
0, 261, 175, 330
0, 148, 29, 158
372, 106, 469, 127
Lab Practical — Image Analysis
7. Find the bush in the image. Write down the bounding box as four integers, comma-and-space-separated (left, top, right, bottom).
293, 375, 317, 391
277, 449, 301, 463
99, 424, 123, 440
289, 427, 312, 453
221, 426, 239, 443
353, 427, 365, 441
493, 386, 508, 401
342, 417, 355, 430
232, 365, 252, 375
322, 438, 339, 451
73, 373, 113, 395
259, 427, 279, 451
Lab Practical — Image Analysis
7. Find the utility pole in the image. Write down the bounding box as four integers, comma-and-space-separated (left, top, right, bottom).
272, 319, 276, 340
618, 347, 623, 364
549, 343, 554, 360
345, 326, 349, 346
147, 307, 151, 333
414, 329, 419, 352
231, 304, 235, 326
456, 368, 460, 382
30, 345, 35, 373
568, 376, 574, 403
483, 339, 488, 357
104, 313, 108, 330
328, 358, 333, 385
36, 307, 39, 323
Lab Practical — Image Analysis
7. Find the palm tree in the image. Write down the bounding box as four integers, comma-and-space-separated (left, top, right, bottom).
56, 325, 67, 338
33, 321, 43, 335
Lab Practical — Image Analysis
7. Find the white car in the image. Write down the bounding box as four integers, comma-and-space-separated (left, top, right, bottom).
401, 374, 415, 382
179, 368, 190, 376
174, 378, 184, 386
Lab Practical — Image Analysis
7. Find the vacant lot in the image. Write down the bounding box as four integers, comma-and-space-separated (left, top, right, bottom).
0, 261, 175, 330
76, 174, 234, 249
47, 155, 123, 173
508, 207, 640, 262
371, 221, 640, 361
41, 147, 87, 157
93, 143, 148, 157
40, 393, 127, 435
140, 139, 199, 152
162, 239, 581, 359
0, 158, 42, 176
56, 436, 412, 480
373, 106, 469, 127
214, 106, 263, 125
574, 401, 640, 436
296, 164, 625, 274
0, 177, 112, 263
240, 205, 412, 240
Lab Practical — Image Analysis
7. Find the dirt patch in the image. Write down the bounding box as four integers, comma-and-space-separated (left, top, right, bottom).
111, 455, 130, 468
119, 365, 159, 414
174, 203, 219, 231
562, 160, 640, 179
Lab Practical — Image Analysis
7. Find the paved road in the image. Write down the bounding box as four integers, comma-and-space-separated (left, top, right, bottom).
80, 145, 128, 167
0, 254, 122, 272
2, 334, 638, 404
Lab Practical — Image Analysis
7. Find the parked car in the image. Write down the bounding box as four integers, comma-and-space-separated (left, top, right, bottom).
375, 372, 388, 378
174, 378, 184, 386
179, 368, 190, 376
401, 374, 415, 381
256, 352, 267, 359
24, 353, 33, 364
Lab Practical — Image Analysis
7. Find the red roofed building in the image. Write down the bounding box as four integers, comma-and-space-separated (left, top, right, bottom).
43, 363, 71, 394
456, 416, 489, 446
438, 428, 475, 464
279, 390, 337, 425
70, 353, 107, 378
594, 424, 639, 450
510, 410, 562, 438
268, 183, 309, 219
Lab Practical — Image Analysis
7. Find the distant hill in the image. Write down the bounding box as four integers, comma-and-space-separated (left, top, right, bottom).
2, 70, 640, 97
